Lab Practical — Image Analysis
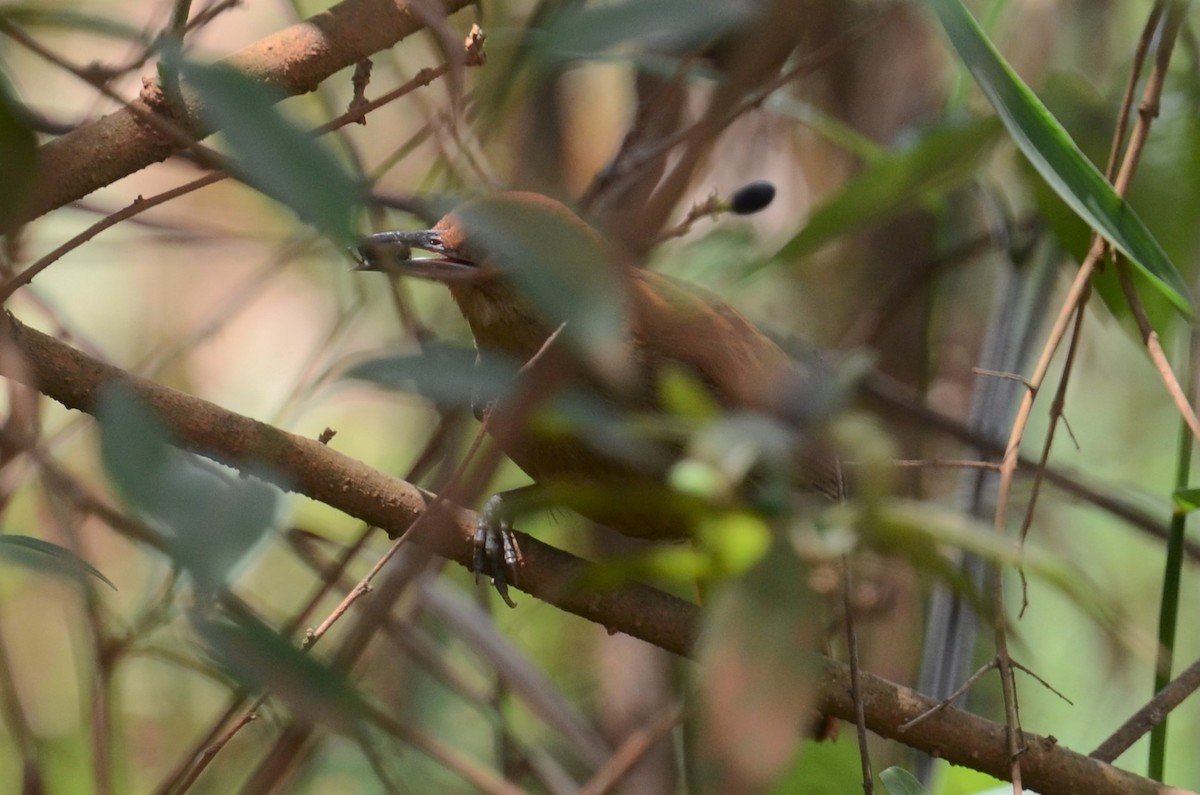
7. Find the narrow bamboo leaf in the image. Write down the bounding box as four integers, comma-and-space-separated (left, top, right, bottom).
768, 116, 1001, 267
927, 0, 1193, 316
534, 0, 754, 63
193, 612, 365, 731
0, 5, 149, 42
0, 535, 117, 589
98, 385, 280, 588
344, 345, 517, 408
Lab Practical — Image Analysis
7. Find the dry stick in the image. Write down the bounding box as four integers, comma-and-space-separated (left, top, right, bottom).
160, 527, 377, 795
1016, 298, 1088, 617
0, 19, 230, 174
0, 175, 224, 305
990, 7, 1186, 789
989, 241, 1101, 794
892, 458, 1000, 471
1117, 255, 1200, 440
1092, 655, 1200, 764
575, 704, 686, 795
175, 417, 489, 785
843, 559, 873, 795
0, 40, 480, 304
1, 306, 1191, 795
6, 0, 478, 229
580, 5, 896, 211
176, 328, 560, 788
364, 705, 526, 795
1104, 2, 1166, 179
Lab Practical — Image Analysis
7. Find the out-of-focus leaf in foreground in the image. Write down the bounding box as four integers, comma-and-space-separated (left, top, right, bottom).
768, 115, 1001, 268
532, 0, 756, 64
927, 0, 1192, 317
171, 53, 360, 245
0, 5, 149, 42
0, 535, 116, 589
193, 611, 366, 731
98, 385, 280, 589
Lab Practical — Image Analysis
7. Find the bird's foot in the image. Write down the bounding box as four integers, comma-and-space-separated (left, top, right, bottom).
472, 494, 523, 608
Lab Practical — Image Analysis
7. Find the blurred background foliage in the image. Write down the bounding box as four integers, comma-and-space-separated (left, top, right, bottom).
1, 0, 1199, 793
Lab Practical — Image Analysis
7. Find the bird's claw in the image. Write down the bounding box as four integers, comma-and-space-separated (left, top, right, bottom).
472, 496, 522, 608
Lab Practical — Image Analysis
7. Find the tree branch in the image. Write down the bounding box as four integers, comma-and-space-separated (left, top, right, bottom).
0, 312, 1192, 795
8, 0, 475, 229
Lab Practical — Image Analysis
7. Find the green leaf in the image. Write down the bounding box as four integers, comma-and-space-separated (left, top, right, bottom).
1172, 487, 1200, 513
344, 345, 518, 408
193, 611, 365, 730
768, 115, 1001, 267
98, 385, 280, 589
880, 766, 930, 795
0, 535, 117, 589
533, 0, 754, 63
171, 54, 360, 245
927, 0, 1193, 316
0, 5, 149, 42
0, 74, 38, 229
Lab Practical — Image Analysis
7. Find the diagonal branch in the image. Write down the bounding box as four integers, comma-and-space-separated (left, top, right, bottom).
0, 310, 699, 655
7, 0, 476, 230
0, 314, 1193, 795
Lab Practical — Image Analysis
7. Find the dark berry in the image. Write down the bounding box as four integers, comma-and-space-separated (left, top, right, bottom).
729, 181, 776, 215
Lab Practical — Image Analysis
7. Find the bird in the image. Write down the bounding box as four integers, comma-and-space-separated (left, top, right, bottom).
354, 191, 834, 602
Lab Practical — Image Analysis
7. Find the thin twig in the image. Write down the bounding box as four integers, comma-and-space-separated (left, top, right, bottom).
576, 704, 685, 795
1091, 654, 1200, 764
843, 558, 874, 794
988, 5, 1186, 787
0, 29, 485, 303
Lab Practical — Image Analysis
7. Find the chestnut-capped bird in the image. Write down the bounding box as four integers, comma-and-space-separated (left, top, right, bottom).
355, 190, 832, 602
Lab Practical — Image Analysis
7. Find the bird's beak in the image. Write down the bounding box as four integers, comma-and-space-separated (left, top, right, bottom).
351, 229, 482, 282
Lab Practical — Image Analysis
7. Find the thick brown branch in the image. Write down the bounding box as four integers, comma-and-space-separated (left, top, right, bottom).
0, 311, 697, 656
10, 0, 475, 229
0, 312, 1193, 795
816, 658, 1192, 795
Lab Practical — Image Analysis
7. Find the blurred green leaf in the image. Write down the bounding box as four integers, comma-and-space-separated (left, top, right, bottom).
770, 96, 887, 163
344, 345, 518, 408
0, 73, 37, 229
0, 5, 149, 41
767, 115, 1001, 267
1172, 487, 1200, 513
850, 499, 1124, 633
879, 766, 929, 795
193, 611, 365, 731
449, 194, 631, 383
98, 385, 280, 589
347, 345, 674, 472
658, 364, 721, 421
533, 0, 755, 63
172, 55, 360, 245
0, 535, 116, 589
697, 512, 772, 575
928, 0, 1193, 316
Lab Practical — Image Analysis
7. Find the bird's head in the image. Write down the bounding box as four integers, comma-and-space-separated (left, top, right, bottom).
355, 192, 633, 380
